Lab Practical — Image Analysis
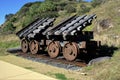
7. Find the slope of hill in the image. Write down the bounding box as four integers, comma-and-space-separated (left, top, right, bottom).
0, 0, 92, 33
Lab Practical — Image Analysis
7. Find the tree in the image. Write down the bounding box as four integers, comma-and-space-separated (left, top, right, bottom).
3, 22, 16, 33
91, 0, 106, 7
64, 4, 76, 13
79, 4, 91, 14
5, 14, 14, 20
45, 0, 60, 2
76, 0, 83, 2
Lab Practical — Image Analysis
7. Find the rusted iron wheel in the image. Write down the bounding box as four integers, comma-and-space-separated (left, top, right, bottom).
63, 42, 79, 61
21, 39, 29, 53
48, 41, 61, 58
29, 40, 39, 54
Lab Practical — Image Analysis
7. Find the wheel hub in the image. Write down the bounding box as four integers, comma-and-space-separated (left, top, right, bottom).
48, 41, 61, 58
63, 42, 79, 61
21, 39, 29, 53
29, 40, 39, 54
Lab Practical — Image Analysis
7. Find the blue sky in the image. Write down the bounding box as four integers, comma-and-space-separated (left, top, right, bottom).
0, 0, 92, 25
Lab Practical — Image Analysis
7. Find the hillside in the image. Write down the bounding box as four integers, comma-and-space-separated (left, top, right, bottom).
1, 0, 120, 34
0, 0, 93, 33
1, 0, 120, 45
0, 0, 120, 80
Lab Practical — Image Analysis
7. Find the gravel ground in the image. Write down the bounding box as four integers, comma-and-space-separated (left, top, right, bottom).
7, 47, 111, 71
22, 55, 82, 71
7, 48, 82, 71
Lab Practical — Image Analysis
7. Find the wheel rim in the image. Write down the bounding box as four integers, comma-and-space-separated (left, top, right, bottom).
63, 42, 79, 61
48, 41, 61, 58
30, 40, 39, 54
21, 39, 29, 53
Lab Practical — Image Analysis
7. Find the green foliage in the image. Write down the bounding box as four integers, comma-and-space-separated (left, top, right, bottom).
10, 17, 17, 23
18, 3, 32, 18
24, 66, 34, 70
78, 4, 91, 14
22, 15, 33, 28
3, 22, 16, 33
0, 40, 19, 49
23, 2, 34, 7
39, 11, 59, 18
37, 1, 57, 13
56, 2, 67, 10
21, 1, 58, 28
76, 0, 84, 2
64, 4, 76, 13
91, 0, 106, 7
5, 14, 14, 20
46, 0, 60, 2
54, 73, 67, 80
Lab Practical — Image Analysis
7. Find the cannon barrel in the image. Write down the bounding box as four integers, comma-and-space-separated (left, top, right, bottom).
46, 15, 76, 35
62, 14, 96, 37
27, 18, 55, 38
23, 18, 49, 38
19, 19, 44, 38
54, 15, 87, 35
16, 18, 41, 38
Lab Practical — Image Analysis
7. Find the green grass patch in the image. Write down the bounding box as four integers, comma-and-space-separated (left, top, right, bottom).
0, 40, 19, 49
0, 48, 9, 56
83, 25, 94, 31
54, 73, 67, 80
24, 66, 34, 70
47, 72, 68, 80
84, 66, 93, 71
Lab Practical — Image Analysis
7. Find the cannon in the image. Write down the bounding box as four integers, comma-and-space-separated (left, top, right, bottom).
16, 14, 100, 61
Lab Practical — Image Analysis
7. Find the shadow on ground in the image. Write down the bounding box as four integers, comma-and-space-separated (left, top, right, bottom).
78, 45, 119, 63
7, 45, 119, 65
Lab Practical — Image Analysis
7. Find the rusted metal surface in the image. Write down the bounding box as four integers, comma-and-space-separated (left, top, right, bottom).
63, 42, 79, 61
48, 41, 61, 58
29, 40, 39, 54
21, 39, 29, 53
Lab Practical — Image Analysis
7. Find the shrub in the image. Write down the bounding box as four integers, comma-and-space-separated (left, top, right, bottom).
40, 11, 59, 18
3, 22, 16, 33
64, 4, 76, 13
5, 14, 14, 20
91, 0, 106, 7
79, 4, 91, 14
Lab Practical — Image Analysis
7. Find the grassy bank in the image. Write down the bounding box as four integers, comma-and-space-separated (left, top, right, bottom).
0, 34, 89, 80
0, 34, 120, 80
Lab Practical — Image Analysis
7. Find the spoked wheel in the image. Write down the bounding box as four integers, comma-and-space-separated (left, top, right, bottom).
21, 39, 29, 53
63, 42, 79, 61
29, 40, 39, 54
48, 41, 61, 58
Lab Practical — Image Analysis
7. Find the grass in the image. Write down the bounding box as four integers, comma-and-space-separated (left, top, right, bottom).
82, 49, 120, 80
47, 72, 68, 80
89, 0, 120, 34
0, 34, 88, 80
0, 40, 19, 49
24, 66, 34, 70
0, 33, 120, 80
55, 73, 67, 80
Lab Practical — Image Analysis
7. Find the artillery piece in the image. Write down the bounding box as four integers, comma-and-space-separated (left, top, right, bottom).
16, 14, 101, 61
